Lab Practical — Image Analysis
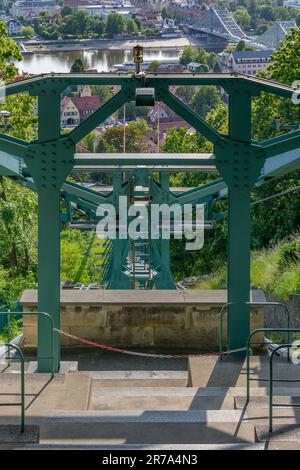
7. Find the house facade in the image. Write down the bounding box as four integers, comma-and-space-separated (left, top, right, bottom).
61, 94, 100, 127
226, 50, 273, 76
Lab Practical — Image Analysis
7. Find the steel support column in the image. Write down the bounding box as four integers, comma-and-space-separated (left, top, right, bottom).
227, 90, 252, 353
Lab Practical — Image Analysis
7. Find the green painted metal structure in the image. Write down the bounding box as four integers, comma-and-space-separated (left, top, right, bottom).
0, 72, 300, 372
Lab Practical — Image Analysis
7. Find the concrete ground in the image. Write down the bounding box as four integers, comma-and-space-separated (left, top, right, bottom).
0, 354, 300, 450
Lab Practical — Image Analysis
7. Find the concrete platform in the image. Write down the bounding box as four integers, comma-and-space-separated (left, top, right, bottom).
1, 355, 300, 449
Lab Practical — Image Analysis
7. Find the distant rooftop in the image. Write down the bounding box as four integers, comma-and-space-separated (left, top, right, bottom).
231, 50, 274, 59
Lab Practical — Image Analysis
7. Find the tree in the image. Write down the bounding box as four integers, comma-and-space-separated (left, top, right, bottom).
102, 122, 147, 153
93, 17, 105, 36
105, 13, 126, 36
264, 27, 300, 84
21, 25, 34, 38
191, 86, 221, 118
179, 46, 197, 65
0, 21, 22, 79
70, 57, 84, 73
236, 40, 246, 51
161, 7, 169, 20
234, 8, 251, 29
147, 60, 161, 72
61, 5, 73, 17
126, 18, 138, 34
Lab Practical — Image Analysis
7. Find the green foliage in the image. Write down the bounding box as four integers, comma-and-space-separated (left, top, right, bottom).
191, 86, 222, 118
105, 12, 126, 35
179, 46, 220, 72
0, 267, 36, 308
61, 5, 73, 17
101, 120, 148, 153
0, 316, 23, 343
126, 18, 138, 35
81, 131, 96, 152
60, 230, 104, 284
234, 8, 251, 29
21, 25, 34, 38
231, 0, 300, 34
0, 21, 22, 79
265, 27, 300, 84
195, 233, 300, 300
0, 178, 38, 276
70, 57, 84, 73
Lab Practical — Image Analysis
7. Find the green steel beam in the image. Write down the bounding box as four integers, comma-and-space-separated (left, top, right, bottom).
262, 130, 300, 158
0, 133, 28, 158
74, 153, 216, 167
0, 151, 22, 176
68, 90, 128, 144
161, 91, 221, 144
3, 73, 296, 99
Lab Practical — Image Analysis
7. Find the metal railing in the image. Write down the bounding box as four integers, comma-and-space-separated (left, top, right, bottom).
269, 343, 300, 432
0, 343, 25, 433
0, 311, 55, 376
219, 301, 291, 358
246, 328, 300, 402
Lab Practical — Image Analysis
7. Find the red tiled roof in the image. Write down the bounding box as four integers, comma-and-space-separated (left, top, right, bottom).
70, 96, 100, 112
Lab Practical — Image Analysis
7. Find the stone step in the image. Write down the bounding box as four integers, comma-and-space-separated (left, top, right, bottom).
42, 409, 245, 423
90, 387, 233, 410
0, 425, 39, 444
235, 396, 300, 410
25, 443, 265, 450
86, 370, 188, 387
39, 410, 253, 445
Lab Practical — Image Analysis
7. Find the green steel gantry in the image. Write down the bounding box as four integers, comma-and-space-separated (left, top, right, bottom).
0, 71, 300, 372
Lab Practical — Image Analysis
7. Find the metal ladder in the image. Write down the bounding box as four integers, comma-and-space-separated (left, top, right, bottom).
127, 176, 153, 289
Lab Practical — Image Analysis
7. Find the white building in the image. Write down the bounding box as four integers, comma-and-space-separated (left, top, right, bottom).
227, 50, 273, 76
7, 18, 22, 35
11, 0, 58, 19
79, 5, 133, 18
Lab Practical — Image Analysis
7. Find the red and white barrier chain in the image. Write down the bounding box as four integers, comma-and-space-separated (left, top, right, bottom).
53, 328, 219, 359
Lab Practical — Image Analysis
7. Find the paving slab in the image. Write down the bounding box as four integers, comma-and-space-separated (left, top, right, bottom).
256, 425, 300, 443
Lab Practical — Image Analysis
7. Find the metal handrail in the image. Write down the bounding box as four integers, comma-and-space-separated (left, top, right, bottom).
269, 343, 300, 432
219, 301, 291, 358
0, 311, 55, 377
246, 328, 300, 402
0, 343, 25, 433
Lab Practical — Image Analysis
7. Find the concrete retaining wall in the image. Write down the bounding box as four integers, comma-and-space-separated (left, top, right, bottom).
265, 293, 300, 330
20, 289, 265, 351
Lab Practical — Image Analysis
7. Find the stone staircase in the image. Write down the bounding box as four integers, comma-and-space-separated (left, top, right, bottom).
1, 356, 300, 450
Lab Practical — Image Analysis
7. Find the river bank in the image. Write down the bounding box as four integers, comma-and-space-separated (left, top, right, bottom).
18, 47, 183, 74
22, 36, 194, 53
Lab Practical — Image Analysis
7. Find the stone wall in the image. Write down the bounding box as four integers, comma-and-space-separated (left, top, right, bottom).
20, 289, 266, 351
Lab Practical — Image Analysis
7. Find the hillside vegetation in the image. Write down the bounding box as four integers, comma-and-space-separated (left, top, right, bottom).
195, 233, 300, 300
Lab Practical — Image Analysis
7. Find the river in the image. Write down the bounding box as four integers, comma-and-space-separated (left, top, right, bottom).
18, 48, 181, 74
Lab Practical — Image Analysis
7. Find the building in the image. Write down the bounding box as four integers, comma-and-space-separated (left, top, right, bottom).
187, 62, 204, 73
6, 18, 22, 35
11, 0, 58, 19
61, 94, 100, 127
226, 50, 273, 76
283, 0, 300, 8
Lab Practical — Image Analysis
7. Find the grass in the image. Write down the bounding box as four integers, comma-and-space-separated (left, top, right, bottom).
195, 232, 300, 300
